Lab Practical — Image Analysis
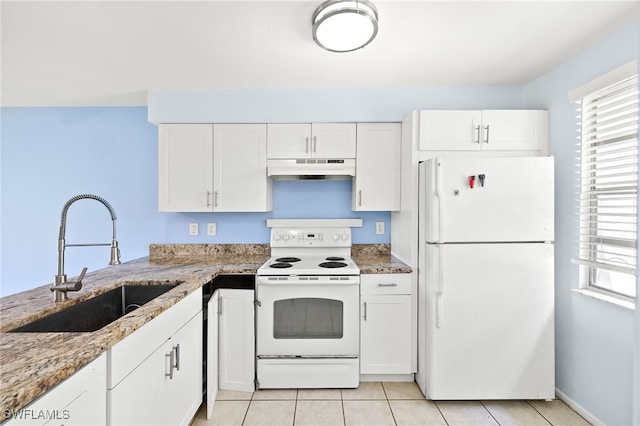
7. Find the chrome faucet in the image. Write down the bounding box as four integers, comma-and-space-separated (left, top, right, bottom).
50, 194, 121, 302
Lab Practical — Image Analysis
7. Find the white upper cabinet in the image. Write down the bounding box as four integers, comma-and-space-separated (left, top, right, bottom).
159, 124, 213, 212
213, 124, 271, 212
158, 124, 271, 212
353, 123, 401, 211
418, 110, 547, 152
267, 123, 356, 158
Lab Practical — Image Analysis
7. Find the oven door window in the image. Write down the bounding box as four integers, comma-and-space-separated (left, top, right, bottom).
273, 298, 344, 339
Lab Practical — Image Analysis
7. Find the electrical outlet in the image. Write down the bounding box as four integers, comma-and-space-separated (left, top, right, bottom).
189, 222, 199, 236
376, 222, 385, 235
207, 223, 217, 236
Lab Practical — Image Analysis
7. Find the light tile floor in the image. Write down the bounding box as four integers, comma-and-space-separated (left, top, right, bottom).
190, 382, 591, 426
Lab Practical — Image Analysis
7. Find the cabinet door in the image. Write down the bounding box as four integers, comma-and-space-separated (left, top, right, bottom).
361, 294, 412, 374
481, 110, 547, 151
6, 354, 107, 426
311, 123, 356, 158
206, 291, 219, 419
418, 111, 482, 150
110, 348, 164, 426
219, 289, 255, 392
213, 124, 271, 212
353, 123, 401, 211
158, 124, 213, 212
267, 123, 311, 158
163, 314, 203, 426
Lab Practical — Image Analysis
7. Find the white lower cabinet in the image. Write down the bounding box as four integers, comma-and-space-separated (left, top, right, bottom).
360, 274, 412, 375
206, 288, 254, 419
108, 289, 202, 426
5, 354, 107, 426
218, 289, 255, 392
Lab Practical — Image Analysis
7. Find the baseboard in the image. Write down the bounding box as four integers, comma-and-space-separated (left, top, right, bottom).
555, 388, 604, 426
360, 374, 414, 382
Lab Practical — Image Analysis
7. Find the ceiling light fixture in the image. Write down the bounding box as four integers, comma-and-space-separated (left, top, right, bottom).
312, 0, 379, 53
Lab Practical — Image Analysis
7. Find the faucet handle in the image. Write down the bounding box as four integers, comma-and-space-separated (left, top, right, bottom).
72, 267, 88, 291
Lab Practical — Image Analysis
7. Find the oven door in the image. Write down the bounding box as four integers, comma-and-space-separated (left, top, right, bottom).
256, 276, 360, 357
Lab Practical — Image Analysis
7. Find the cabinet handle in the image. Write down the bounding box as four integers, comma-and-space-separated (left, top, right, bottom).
483, 125, 490, 144
174, 344, 180, 371
218, 296, 222, 316
166, 350, 175, 380
313, 136, 317, 153
305, 136, 309, 153
377, 283, 398, 287
363, 302, 367, 321
358, 190, 362, 206
214, 190, 219, 207
474, 125, 480, 144
206, 191, 212, 207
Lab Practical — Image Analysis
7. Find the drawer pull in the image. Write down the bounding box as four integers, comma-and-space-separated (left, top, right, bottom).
377, 283, 398, 287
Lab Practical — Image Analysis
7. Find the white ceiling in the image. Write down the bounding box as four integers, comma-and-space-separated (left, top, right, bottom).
1, 1, 638, 106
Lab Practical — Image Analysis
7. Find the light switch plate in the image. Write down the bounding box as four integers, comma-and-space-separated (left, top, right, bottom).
207, 223, 217, 236
376, 222, 385, 235
189, 222, 199, 236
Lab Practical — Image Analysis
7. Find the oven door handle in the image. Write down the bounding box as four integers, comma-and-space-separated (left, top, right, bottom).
256, 278, 360, 286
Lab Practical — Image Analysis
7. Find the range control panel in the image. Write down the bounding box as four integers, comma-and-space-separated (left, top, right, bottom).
270, 227, 352, 248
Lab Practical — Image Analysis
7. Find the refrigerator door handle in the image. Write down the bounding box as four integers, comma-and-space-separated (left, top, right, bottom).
436, 244, 444, 328
435, 160, 444, 243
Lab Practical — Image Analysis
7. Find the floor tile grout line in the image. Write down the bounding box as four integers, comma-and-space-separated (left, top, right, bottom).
525, 400, 555, 426
433, 400, 451, 426
480, 400, 502, 426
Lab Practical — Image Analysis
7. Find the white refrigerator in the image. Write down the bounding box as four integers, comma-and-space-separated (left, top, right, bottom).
417, 156, 555, 400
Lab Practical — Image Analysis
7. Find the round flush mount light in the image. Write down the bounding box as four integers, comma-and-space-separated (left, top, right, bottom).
312, 0, 379, 53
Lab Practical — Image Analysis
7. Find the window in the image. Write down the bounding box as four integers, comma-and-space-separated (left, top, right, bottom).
573, 64, 638, 301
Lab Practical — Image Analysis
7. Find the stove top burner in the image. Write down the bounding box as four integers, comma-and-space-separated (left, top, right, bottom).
270, 262, 293, 268
319, 261, 348, 269
325, 256, 345, 261
276, 257, 302, 263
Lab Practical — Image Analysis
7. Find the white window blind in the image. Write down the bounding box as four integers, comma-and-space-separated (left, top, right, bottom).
574, 72, 638, 299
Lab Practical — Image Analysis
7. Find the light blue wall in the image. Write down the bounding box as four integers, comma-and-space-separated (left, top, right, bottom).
1, 86, 525, 297
524, 19, 639, 426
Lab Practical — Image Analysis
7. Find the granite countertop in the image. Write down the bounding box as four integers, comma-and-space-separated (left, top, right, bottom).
0, 244, 410, 419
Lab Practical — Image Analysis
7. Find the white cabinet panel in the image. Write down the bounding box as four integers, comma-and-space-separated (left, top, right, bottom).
419, 111, 481, 151
213, 124, 271, 212
206, 290, 219, 419
311, 123, 356, 158
267, 123, 356, 159
360, 274, 412, 375
419, 110, 547, 152
162, 314, 203, 426
218, 289, 255, 392
108, 289, 203, 426
159, 124, 213, 212
353, 123, 401, 211
158, 124, 271, 212
267, 123, 311, 158
6, 354, 107, 426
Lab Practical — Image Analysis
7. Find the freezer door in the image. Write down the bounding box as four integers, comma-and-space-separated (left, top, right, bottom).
423, 243, 555, 400
422, 157, 554, 243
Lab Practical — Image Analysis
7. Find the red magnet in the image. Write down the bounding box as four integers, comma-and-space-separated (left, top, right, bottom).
468, 175, 476, 189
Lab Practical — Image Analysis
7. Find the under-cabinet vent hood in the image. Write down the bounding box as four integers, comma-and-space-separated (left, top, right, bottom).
267, 159, 355, 179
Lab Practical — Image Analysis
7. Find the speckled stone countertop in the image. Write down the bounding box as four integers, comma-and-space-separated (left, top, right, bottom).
0, 244, 410, 419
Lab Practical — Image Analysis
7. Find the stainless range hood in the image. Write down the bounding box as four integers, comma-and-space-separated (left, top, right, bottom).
267, 159, 355, 179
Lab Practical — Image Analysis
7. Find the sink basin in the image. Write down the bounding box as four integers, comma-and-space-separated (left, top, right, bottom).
8, 284, 178, 333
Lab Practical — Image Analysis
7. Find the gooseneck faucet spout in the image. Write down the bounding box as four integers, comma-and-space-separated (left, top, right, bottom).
50, 194, 121, 302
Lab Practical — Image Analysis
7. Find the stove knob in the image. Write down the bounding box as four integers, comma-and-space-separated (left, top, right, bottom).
282, 233, 290, 241
341, 233, 349, 241
273, 233, 281, 241
332, 233, 340, 241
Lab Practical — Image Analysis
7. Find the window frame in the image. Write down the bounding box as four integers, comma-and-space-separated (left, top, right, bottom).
571, 61, 638, 304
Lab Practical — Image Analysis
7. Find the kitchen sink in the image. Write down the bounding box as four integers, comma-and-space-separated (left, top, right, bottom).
8, 284, 178, 333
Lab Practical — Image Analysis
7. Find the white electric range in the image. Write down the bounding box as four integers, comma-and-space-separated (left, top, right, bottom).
255, 226, 360, 389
